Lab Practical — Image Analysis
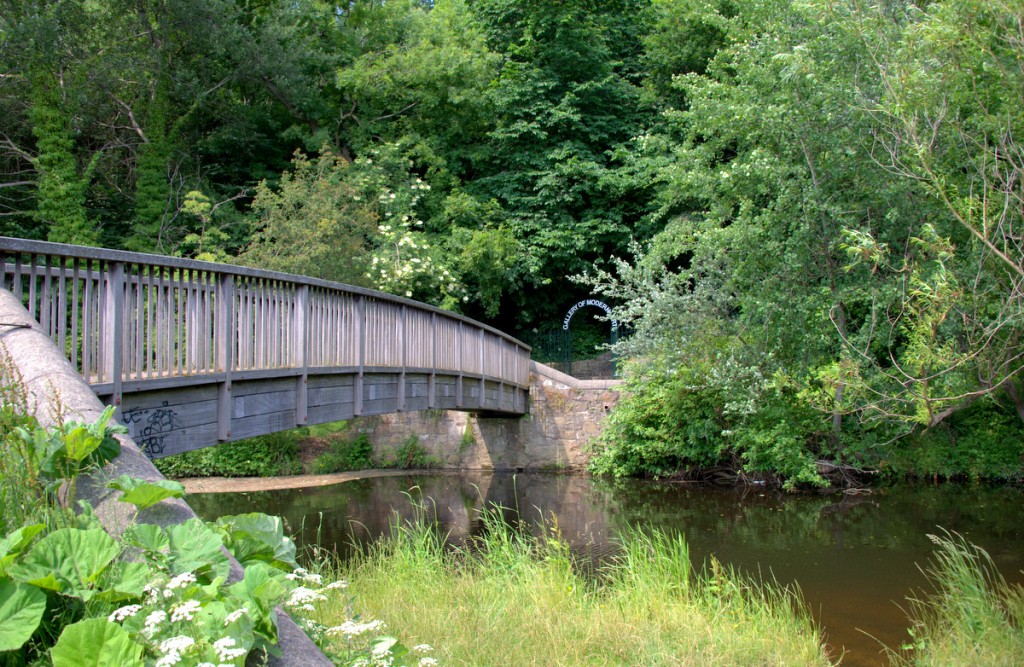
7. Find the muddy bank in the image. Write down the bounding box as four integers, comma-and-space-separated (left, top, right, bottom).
179, 468, 466, 494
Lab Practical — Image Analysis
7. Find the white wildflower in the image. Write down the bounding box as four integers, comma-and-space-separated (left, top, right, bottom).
155, 653, 182, 667
325, 580, 349, 591
143, 610, 167, 638
108, 604, 142, 623
326, 619, 385, 637
213, 637, 246, 662
170, 599, 202, 623
160, 636, 196, 654
286, 587, 326, 608
166, 572, 196, 590
419, 659, 439, 667
413, 644, 434, 653
223, 608, 248, 626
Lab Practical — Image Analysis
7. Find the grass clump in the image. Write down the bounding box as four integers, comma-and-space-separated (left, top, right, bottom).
895, 531, 1024, 666
308, 506, 834, 666
381, 435, 440, 470
311, 433, 374, 474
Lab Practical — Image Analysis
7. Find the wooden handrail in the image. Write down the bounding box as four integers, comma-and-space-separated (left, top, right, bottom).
0, 237, 531, 408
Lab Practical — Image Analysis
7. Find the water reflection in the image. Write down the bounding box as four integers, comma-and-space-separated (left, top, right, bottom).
187, 473, 1024, 667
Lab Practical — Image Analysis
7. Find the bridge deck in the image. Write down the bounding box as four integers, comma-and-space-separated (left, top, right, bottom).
0, 238, 530, 458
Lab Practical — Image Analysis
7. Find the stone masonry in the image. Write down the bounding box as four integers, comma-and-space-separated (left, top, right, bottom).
353, 361, 622, 470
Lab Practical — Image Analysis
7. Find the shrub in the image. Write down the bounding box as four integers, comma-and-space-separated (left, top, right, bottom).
311, 434, 374, 474
155, 431, 304, 478
383, 436, 439, 470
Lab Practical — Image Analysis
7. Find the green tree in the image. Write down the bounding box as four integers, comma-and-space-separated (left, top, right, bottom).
242, 148, 377, 284
469, 0, 653, 324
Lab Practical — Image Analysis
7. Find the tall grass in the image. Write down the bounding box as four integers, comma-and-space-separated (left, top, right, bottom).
307, 504, 834, 666
0, 349, 68, 535
895, 531, 1024, 666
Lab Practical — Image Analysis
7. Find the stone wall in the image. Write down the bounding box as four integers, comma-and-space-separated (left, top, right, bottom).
352, 361, 622, 471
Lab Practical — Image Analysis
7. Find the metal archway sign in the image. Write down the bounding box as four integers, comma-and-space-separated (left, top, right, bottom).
562, 298, 618, 331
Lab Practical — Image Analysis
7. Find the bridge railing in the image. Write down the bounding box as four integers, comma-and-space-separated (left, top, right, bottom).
0, 238, 531, 409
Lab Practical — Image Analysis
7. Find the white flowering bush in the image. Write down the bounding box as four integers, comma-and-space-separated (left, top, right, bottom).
348, 144, 468, 308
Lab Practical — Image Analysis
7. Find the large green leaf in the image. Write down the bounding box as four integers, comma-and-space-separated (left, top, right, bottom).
106, 475, 185, 511
51, 618, 143, 667
218, 513, 297, 570
229, 563, 289, 641
0, 578, 46, 652
61, 425, 102, 464
0, 524, 45, 574
124, 523, 169, 563
94, 561, 151, 603
7, 528, 119, 601
166, 519, 230, 580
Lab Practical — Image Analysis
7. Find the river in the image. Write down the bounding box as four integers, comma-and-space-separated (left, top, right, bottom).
186, 472, 1024, 666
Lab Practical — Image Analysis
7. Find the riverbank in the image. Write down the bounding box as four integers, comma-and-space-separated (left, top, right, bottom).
180, 468, 444, 494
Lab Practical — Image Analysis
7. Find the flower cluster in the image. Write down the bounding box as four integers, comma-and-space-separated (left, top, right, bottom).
282, 569, 441, 667
107, 569, 262, 666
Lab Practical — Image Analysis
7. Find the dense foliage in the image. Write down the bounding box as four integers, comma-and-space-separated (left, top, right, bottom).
153, 432, 303, 479
585, 0, 1024, 485
3, 0, 1024, 483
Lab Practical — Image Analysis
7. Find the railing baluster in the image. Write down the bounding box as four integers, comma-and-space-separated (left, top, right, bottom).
57, 256, 67, 355
12, 253, 22, 300
70, 259, 79, 370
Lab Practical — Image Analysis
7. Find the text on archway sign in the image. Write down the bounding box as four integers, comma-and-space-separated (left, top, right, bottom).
562, 299, 618, 331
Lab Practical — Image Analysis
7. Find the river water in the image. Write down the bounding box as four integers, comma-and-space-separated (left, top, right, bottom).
187, 472, 1024, 666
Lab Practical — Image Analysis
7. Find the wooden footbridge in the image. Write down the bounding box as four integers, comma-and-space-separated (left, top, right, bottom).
0, 238, 530, 459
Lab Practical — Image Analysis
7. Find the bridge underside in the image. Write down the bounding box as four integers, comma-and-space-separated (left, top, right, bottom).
97, 370, 528, 459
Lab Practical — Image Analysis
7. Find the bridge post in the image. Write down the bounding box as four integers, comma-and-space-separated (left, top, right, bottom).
294, 285, 309, 424
398, 304, 406, 412
455, 321, 463, 409
428, 312, 436, 409
498, 337, 506, 412
354, 295, 364, 416
479, 328, 485, 410
103, 261, 125, 415
216, 275, 234, 440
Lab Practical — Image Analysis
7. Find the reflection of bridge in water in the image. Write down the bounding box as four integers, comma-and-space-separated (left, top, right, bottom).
0, 238, 530, 458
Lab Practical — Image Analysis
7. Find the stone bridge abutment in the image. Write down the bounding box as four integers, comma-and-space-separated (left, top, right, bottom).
352, 361, 622, 471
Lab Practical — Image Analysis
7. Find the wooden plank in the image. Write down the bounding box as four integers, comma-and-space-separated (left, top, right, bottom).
120, 384, 219, 409
144, 423, 220, 459
70, 259, 79, 369
113, 373, 224, 395
56, 257, 67, 355
307, 403, 355, 424
229, 410, 297, 441
216, 274, 235, 440
231, 377, 295, 397
233, 388, 297, 419
307, 373, 357, 389
106, 262, 124, 409
355, 295, 364, 416
294, 284, 308, 425
308, 384, 355, 408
